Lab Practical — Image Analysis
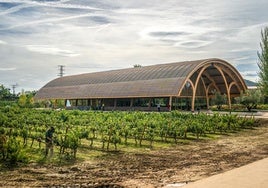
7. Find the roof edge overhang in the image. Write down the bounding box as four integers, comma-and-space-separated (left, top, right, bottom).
35, 95, 177, 101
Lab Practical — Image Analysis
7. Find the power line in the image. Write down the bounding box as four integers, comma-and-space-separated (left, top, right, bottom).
11, 83, 18, 95
58, 65, 65, 77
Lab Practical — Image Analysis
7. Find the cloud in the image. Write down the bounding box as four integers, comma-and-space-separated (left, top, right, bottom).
139, 24, 222, 49
240, 71, 259, 82
230, 48, 254, 53
0, 67, 16, 71
90, 16, 110, 24
236, 63, 258, 71
25, 45, 80, 57
175, 40, 213, 49
0, 3, 36, 16
0, 13, 100, 30
0, 40, 7, 44
149, 31, 189, 37
0, 0, 102, 13
242, 71, 258, 77
0, 0, 268, 91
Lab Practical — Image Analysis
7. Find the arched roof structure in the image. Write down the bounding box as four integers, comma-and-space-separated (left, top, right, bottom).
35, 58, 247, 110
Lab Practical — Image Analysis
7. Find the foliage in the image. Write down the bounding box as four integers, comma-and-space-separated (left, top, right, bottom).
0, 107, 256, 165
235, 89, 263, 111
257, 27, 268, 102
0, 129, 28, 166
0, 84, 14, 101
5, 136, 28, 165
0, 100, 18, 107
257, 104, 268, 110
18, 91, 39, 108
211, 91, 227, 110
133, 64, 142, 68
0, 84, 20, 109
0, 85, 39, 108
18, 94, 27, 107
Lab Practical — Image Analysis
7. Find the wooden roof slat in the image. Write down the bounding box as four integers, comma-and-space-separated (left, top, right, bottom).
35, 58, 247, 100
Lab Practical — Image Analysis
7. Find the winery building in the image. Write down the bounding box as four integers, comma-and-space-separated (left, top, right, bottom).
34, 58, 247, 111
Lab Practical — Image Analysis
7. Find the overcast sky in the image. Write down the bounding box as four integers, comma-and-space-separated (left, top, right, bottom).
0, 0, 267, 93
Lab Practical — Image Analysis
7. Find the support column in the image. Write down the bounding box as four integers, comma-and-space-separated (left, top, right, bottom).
214, 65, 232, 109
191, 64, 210, 112
169, 96, 172, 111
205, 86, 210, 110
192, 65, 211, 111
206, 83, 215, 110
114, 99, 117, 110
227, 82, 237, 108
184, 80, 194, 112
200, 77, 209, 110
130, 98, 134, 108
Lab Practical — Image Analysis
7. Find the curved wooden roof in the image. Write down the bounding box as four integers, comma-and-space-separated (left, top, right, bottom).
35, 58, 247, 100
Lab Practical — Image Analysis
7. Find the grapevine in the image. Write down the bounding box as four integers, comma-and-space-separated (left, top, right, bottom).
0, 106, 256, 164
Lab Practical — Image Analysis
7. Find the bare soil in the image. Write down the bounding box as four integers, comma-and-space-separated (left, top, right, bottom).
1, 119, 268, 188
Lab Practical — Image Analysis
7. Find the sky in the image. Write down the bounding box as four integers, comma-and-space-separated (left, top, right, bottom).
0, 0, 268, 93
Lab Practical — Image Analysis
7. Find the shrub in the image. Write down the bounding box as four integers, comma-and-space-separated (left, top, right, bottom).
3, 136, 28, 166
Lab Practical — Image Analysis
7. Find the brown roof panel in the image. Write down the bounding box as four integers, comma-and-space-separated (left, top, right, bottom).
43, 59, 204, 88
34, 58, 247, 100
36, 78, 184, 99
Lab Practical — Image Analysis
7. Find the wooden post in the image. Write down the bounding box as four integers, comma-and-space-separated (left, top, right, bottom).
130, 98, 133, 107
148, 98, 152, 111
169, 96, 172, 111
214, 64, 232, 110
114, 99, 117, 110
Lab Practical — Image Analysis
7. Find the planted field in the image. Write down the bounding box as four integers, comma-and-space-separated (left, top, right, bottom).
0, 107, 267, 187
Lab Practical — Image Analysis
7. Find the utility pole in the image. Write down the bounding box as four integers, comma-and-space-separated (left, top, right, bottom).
11, 83, 18, 95
58, 65, 65, 77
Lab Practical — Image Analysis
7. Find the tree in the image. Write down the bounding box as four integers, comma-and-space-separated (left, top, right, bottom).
0, 84, 12, 100
17, 90, 38, 108
211, 91, 227, 110
257, 27, 268, 103
235, 89, 263, 111
133, 64, 142, 68
26, 93, 34, 107
18, 93, 27, 107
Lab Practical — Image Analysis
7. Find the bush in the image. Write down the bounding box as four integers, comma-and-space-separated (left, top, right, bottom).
257, 104, 268, 110
0, 100, 18, 107
2, 136, 28, 166
235, 90, 263, 111
210, 105, 230, 111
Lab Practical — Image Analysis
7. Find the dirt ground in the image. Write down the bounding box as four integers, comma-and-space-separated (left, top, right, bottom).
1, 119, 268, 188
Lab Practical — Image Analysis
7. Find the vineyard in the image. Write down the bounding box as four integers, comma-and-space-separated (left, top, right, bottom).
0, 106, 256, 165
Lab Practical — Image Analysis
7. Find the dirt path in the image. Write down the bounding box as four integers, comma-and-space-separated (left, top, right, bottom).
1, 119, 268, 188
182, 157, 268, 188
